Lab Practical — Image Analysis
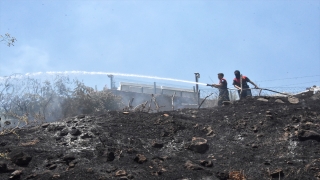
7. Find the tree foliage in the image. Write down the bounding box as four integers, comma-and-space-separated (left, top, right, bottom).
0, 33, 16, 47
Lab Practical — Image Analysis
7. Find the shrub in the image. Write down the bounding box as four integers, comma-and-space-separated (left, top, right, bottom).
0, 75, 122, 130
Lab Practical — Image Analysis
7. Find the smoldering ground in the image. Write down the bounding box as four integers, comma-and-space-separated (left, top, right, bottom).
1, 74, 319, 180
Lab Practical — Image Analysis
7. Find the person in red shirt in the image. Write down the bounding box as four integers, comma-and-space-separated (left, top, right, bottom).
207, 73, 230, 106
233, 70, 258, 98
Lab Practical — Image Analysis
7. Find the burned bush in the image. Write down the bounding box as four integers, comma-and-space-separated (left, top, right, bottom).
0, 75, 122, 131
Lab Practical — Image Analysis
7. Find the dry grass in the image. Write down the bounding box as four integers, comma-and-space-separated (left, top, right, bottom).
0, 126, 21, 138
0, 152, 9, 159
19, 138, 39, 146
229, 170, 246, 180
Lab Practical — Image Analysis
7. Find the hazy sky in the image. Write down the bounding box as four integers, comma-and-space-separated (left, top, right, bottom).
1, 0, 319, 92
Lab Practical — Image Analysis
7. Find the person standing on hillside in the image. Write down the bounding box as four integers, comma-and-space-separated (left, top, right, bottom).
207, 73, 230, 106
233, 70, 258, 98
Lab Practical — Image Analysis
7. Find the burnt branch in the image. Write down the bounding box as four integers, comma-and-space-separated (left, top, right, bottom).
198, 93, 213, 109
172, 92, 176, 111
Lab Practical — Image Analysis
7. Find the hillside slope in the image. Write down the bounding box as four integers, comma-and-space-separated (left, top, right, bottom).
0, 93, 319, 180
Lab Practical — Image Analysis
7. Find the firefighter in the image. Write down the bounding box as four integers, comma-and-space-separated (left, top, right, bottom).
233, 70, 258, 98
207, 73, 230, 106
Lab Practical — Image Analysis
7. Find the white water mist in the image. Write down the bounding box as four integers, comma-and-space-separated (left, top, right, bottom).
2, 71, 208, 86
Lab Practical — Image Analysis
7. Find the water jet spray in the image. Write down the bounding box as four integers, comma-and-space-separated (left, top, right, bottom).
1, 71, 208, 86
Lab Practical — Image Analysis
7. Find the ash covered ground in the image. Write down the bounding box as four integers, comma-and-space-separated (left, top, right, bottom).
0, 93, 320, 180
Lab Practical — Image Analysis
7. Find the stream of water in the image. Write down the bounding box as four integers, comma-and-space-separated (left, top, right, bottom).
1, 71, 208, 86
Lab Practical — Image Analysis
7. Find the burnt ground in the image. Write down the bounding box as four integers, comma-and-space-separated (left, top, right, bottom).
0, 93, 320, 180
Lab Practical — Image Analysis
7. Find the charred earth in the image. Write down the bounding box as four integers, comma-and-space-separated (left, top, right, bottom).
0, 93, 320, 180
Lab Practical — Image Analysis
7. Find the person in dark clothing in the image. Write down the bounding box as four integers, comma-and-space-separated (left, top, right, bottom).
233, 70, 258, 98
207, 73, 230, 106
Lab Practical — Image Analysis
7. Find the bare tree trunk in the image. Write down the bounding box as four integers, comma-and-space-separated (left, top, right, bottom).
152, 94, 160, 112
129, 98, 134, 110
171, 92, 176, 111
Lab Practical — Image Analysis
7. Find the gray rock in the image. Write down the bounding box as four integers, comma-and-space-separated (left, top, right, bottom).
48, 164, 57, 170
288, 97, 299, 104
199, 160, 213, 167
252, 144, 258, 148
184, 160, 203, 170
115, 170, 127, 176
310, 92, 320, 100
134, 154, 147, 164
70, 129, 81, 136
41, 123, 50, 128
270, 169, 284, 178
62, 155, 76, 162
106, 164, 117, 173
10, 152, 32, 166
80, 133, 92, 139
298, 130, 320, 141
275, 99, 285, 103
10, 170, 22, 179
59, 129, 69, 136
187, 137, 209, 154
77, 115, 86, 119
70, 136, 78, 141
56, 125, 65, 131
257, 98, 268, 102
104, 151, 115, 161
0, 161, 7, 172
152, 141, 164, 148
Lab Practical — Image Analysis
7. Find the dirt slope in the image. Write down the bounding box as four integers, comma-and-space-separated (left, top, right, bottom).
0, 93, 320, 180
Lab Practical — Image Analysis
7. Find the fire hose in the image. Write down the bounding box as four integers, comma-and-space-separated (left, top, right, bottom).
229, 88, 292, 96
199, 85, 293, 109
206, 84, 292, 96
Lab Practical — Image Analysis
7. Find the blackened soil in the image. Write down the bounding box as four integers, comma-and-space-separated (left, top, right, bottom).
0, 94, 320, 180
